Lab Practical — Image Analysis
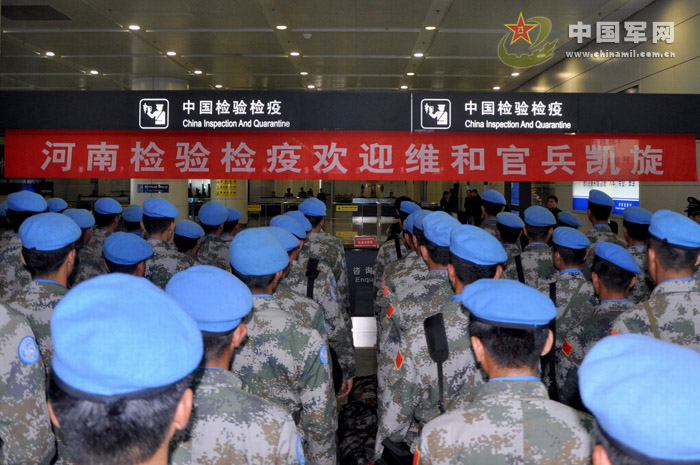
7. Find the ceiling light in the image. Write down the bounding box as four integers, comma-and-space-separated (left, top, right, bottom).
511, 72, 520, 77
215, 84, 223, 88
307, 84, 315, 89
128, 25, 140, 31
425, 26, 436, 31
400, 85, 408, 89
290, 51, 300, 57
406, 72, 415, 76
276, 25, 288, 30
493, 86, 501, 90
166, 51, 176, 56
89, 70, 99, 75
45, 51, 55, 57
193, 70, 203, 75
413, 52, 424, 58
299, 71, 308, 76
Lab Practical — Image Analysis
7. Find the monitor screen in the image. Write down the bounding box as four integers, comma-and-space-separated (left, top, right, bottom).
572, 181, 639, 215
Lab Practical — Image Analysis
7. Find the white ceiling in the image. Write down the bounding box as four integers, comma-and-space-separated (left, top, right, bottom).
0, 0, 654, 91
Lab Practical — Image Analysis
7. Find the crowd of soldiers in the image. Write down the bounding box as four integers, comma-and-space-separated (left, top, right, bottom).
1, 186, 699, 465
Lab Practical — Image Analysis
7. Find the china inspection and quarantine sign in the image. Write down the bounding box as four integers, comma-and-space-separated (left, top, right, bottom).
4, 130, 696, 182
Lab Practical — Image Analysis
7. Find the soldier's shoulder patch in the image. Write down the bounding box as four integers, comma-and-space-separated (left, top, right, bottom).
395, 349, 404, 370
319, 344, 329, 366
562, 339, 573, 358
18, 335, 40, 365
296, 434, 306, 465
383, 284, 388, 297
413, 447, 420, 465
610, 329, 620, 335
387, 303, 395, 319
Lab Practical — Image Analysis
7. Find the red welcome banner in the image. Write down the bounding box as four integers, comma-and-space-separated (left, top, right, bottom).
5, 130, 696, 181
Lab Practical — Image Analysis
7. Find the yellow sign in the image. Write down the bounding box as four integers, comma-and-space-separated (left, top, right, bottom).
335, 230, 358, 238
247, 204, 262, 212
215, 180, 237, 197
336, 205, 358, 212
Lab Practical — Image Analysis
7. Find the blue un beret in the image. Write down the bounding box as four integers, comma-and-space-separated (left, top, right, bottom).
285, 210, 312, 232
167, 265, 253, 333
595, 242, 641, 274
553, 227, 590, 250
20, 212, 81, 251
269, 226, 301, 252
62, 209, 95, 229
270, 215, 306, 240
230, 228, 289, 276
143, 198, 178, 219
622, 206, 652, 225
404, 211, 418, 235
400, 201, 420, 215
412, 210, 432, 232
199, 201, 228, 226
558, 211, 582, 228
122, 205, 143, 223
648, 209, 700, 248
524, 205, 556, 227
104, 232, 153, 266
423, 211, 461, 247
482, 189, 506, 205
47, 198, 68, 213
450, 225, 507, 265
580, 334, 700, 462
462, 279, 556, 327
94, 197, 123, 215
588, 189, 614, 207
51, 274, 202, 398
496, 212, 524, 229
299, 198, 327, 217
227, 208, 243, 222
174, 220, 204, 239
0, 201, 7, 217
8, 191, 47, 213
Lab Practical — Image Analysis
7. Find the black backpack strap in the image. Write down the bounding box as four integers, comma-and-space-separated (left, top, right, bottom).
514, 254, 525, 284
546, 281, 558, 401
424, 313, 449, 415
549, 281, 557, 307
394, 236, 402, 260
306, 258, 320, 299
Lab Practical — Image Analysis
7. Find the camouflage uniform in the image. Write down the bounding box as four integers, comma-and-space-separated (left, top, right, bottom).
583, 225, 626, 275
557, 299, 634, 408
170, 367, 301, 465
0, 303, 55, 464
0, 235, 31, 300
501, 242, 522, 278
197, 235, 231, 270
232, 295, 337, 465
480, 218, 498, 237
502, 242, 557, 293
221, 233, 235, 246
416, 379, 594, 465
611, 278, 700, 350
373, 238, 409, 307
0, 229, 14, 245
274, 281, 327, 340
284, 258, 356, 379
552, 270, 597, 345
304, 231, 350, 311
627, 245, 653, 304
376, 299, 486, 456
144, 238, 197, 289
6, 280, 67, 371
71, 245, 106, 285
86, 228, 111, 257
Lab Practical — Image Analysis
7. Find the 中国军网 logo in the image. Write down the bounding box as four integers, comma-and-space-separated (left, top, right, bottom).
498, 12, 557, 68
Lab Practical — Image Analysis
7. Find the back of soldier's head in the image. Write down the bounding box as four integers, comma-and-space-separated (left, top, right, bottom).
20, 213, 81, 278
592, 243, 640, 294
103, 232, 153, 276
496, 212, 524, 245
7, 190, 47, 232
587, 190, 614, 222
647, 210, 700, 274
524, 206, 556, 243
552, 227, 590, 268
394, 195, 412, 219
173, 220, 204, 254
449, 225, 507, 285
230, 228, 289, 291
422, 212, 460, 266
464, 280, 555, 369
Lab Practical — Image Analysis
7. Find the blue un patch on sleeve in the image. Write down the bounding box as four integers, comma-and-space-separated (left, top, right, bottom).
296, 433, 306, 465
18, 335, 40, 365
319, 344, 329, 366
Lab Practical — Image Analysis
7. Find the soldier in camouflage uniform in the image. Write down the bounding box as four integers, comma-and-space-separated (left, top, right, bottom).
621, 206, 654, 303
141, 198, 196, 289
556, 242, 639, 409
612, 210, 700, 351
0, 191, 47, 300
478, 189, 506, 237
6, 213, 80, 372
167, 265, 301, 465
220, 207, 242, 246
299, 198, 351, 313
173, 219, 205, 260
63, 208, 106, 285
122, 204, 144, 236
86, 197, 122, 258
376, 225, 506, 458
557, 210, 582, 229
103, 232, 153, 277
582, 190, 626, 278
197, 201, 231, 270
502, 206, 558, 293
230, 228, 337, 465
415, 280, 593, 465
495, 212, 523, 277
0, 303, 55, 464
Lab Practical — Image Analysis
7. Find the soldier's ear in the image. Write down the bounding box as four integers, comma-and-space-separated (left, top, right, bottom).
20, 251, 26, 266
471, 336, 485, 363
493, 265, 503, 279
626, 275, 637, 293
593, 444, 613, 465
541, 329, 554, 357
231, 323, 247, 349
695, 252, 700, 267
171, 388, 193, 432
